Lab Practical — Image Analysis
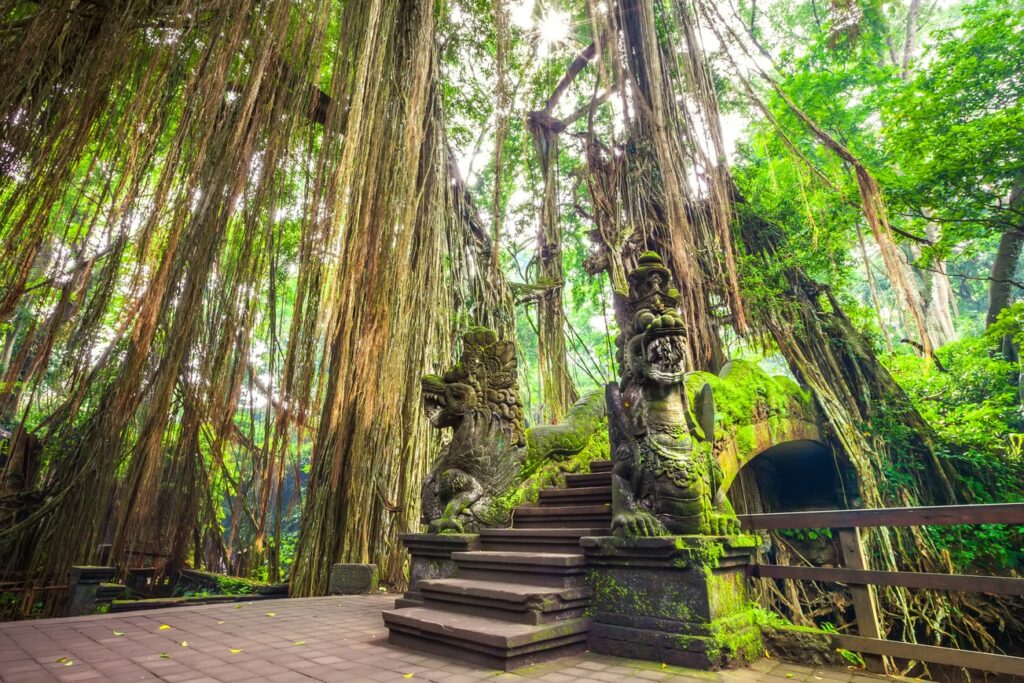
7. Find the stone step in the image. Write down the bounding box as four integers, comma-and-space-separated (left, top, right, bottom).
565, 471, 612, 488
452, 551, 588, 587
538, 485, 611, 506
589, 459, 613, 473
418, 577, 592, 624
479, 527, 608, 554
383, 607, 591, 670
512, 504, 612, 529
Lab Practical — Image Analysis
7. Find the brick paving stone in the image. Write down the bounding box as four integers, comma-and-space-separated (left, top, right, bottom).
0, 594, 911, 683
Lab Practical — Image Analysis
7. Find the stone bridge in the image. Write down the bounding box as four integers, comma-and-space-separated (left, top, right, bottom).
683, 359, 830, 500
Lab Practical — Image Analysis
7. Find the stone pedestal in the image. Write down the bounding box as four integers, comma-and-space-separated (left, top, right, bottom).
67, 566, 117, 616
581, 535, 762, 670
330, 564, 378, 595
396, 533, 479, 608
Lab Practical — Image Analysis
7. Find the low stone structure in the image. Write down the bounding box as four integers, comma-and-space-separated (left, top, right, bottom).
329, 563, 378, 595
66, 566, 120, 616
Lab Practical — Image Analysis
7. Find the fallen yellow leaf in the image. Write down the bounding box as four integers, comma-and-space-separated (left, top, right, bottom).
403, 674, 414, 679
55, 656, 71, 665
234, 604, 243, 609
112, 630, 125, 637
229, 648, 243, 654
159, 653, 171, 660
158, 624, 171, 631
293, 640, 305, 646
265, 612, 277, 617
180, 641, 189, 648
216, 620, 225, 624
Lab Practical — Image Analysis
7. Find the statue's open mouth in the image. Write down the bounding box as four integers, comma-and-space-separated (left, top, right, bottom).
423, 393, 445, 424
644, 332, 686, 382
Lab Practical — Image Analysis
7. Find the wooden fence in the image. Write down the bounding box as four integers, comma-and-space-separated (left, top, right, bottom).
739, 503, 1024, 677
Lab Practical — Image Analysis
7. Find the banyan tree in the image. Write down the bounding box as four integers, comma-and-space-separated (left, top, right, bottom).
0, 0, 510, 607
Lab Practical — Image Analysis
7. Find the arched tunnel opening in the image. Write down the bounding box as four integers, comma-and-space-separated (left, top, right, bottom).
728, 439, 860, 515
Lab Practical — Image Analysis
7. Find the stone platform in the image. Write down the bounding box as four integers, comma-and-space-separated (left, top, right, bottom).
0, 593, 902, 682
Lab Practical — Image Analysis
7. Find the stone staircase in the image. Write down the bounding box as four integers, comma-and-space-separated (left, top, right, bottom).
382, 460, 613, 670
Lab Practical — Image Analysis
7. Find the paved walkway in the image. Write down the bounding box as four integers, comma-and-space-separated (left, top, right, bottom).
0, 594, 895, 683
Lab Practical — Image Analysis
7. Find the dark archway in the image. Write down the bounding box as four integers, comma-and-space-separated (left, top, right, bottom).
748, 439, 853, 511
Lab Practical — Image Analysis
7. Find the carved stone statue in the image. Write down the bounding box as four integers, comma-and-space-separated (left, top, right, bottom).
419, 327, 608, 534
420, 327, 527, 533
608, 251, 739, 537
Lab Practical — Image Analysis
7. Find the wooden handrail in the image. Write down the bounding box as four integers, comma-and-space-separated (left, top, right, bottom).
741, 502, 1024, 675
747, 564, 1024, 596
831, 634, 1024, 677
738, 502, 1024, 530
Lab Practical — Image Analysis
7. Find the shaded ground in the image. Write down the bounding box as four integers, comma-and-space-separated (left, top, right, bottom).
0, 594, 896, 682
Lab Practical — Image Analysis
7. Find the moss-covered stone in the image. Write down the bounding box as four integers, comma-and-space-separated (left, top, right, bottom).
684, 360, 821, 491
583, 535, 762, 670
419, 324, 608, 533
488, 392, 609, 514
761, 623, 847, 668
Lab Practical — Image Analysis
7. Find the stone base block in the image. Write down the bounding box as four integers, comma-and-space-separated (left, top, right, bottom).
589, 615, 762, 669
329, 563, 378, 595
67, 566, 118, 616
762, 624, 846, 668
582, 534, 762, 670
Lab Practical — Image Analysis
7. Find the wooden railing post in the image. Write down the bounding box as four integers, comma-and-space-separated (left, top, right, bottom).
837, 527, 885, 674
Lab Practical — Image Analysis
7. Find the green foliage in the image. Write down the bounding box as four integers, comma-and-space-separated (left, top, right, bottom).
882, 0, 1024, 240
888, 337, 1020, 460
0, 593, 44, 621
886, 325, 1024, 570
733, 0, 1022, 342
174, 572, 264, 598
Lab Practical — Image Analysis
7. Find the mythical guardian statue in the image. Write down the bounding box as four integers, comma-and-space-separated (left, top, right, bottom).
608, 252, 740, 537
420, 327, 527, 533
420, 327, 607, 533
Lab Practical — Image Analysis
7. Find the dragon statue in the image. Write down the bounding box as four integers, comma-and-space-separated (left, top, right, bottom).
420, 327, 526, 533
607, 251, 740, 537
420, 327, 606, 533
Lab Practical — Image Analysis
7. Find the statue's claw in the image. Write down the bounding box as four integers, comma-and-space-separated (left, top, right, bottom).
612, 511, 666, 538
710, 513, 740, 536
428, 515, 465, 534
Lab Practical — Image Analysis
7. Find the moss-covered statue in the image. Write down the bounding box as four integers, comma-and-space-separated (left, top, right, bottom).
608, 252, 740, 537
421, 327, 606, 533
420, 327, 526, 533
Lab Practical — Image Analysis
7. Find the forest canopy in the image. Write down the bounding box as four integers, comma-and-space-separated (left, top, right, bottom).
0, 0, 1022, 663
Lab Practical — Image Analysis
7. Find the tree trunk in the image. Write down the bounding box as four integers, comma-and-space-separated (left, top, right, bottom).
530, 120, 578, 423
901, 240, 957, 348
614, 0, 741, 372
986, 229, 1024, 326
290, 0, 475, 596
